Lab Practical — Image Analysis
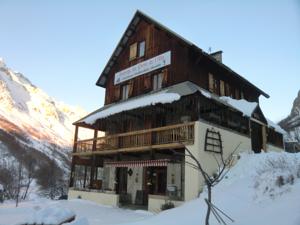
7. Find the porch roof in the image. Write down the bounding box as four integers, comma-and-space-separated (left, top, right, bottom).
75, 81, 198, 125
74, 81, 284, 134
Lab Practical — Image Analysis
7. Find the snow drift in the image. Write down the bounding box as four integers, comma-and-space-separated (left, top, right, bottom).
1, 151, 300, 225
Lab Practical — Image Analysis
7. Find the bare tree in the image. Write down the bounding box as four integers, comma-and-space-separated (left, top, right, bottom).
15, 161, 23, 207
21, 160, 36, 200
173, 143, 240, 225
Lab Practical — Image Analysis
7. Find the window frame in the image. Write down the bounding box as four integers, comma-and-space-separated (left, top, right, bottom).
153, 73, 163, 91
129, 42, 138, 61
121, 84, 130, 100
138, 41, 146, 57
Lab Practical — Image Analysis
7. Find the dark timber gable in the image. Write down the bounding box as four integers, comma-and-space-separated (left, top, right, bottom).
97, 10, 269, 106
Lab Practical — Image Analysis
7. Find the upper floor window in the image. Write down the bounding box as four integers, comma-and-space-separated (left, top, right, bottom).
208, 73, 218, 94
235, 89, 240, 99
129, 41, 146, 61
220, 80, 225, 96
139, 41, 145, 57
225, 83, 231, 97
241, 91, 245, 99
122, 84, 130, 100
129, 43, 138, 61
153, 73, 163, 91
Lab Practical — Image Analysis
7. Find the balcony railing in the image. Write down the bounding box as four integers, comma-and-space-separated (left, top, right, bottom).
74, 122, 195, 155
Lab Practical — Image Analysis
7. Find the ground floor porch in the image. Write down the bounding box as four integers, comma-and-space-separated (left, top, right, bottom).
69, 150, 185, 212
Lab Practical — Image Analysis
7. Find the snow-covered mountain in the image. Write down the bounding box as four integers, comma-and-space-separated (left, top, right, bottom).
0, 57, 88, 194
279, 90, 300, 143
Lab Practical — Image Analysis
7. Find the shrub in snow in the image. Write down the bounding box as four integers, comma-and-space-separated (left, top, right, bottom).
161, 201, 175, 211
254, 154, 300, 200
275, 176, 285, 187
68, 217, 89, 225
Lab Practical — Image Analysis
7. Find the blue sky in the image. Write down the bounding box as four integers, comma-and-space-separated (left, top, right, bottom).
1, 0, 299, 122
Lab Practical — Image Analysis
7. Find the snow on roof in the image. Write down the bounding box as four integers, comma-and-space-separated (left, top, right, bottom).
82, 90, 180, 124
79, 81, 276, 130
266, 118, 286, 134
198, 88, 258, 117
220, 96, 258, 117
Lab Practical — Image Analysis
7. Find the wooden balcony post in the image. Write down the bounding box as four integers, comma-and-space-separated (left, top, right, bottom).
73, 125, 79, 153
70, 125, 79, 187
90, 130, 98, 188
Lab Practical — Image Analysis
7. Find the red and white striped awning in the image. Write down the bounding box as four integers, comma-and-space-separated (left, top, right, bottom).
104, 159, 170, 168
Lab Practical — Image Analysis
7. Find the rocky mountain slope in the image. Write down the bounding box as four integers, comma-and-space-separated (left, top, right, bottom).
279, 90, 300, 142
0, 58, 88, 196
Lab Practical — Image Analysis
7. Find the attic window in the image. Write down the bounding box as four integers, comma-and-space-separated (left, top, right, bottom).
208, 73, 218, 94
139, 41, 145, 57
129, 43, 138, 60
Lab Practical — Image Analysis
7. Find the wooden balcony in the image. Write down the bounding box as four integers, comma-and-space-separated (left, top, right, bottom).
73, 122, 195, 156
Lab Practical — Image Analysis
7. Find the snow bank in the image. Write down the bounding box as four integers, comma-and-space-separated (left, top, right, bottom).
1, 152, 300, 225
120, 151, 300, 225
0, 199, 152, 225
83, 91, 180, 124
68, 217, 89, 225
23, 204, 75, 225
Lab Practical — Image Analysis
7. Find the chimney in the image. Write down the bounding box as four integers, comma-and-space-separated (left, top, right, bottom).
210, 51, 223, 63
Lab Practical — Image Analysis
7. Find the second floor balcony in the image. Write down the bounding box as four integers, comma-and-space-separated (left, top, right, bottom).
73, 122, 195, 156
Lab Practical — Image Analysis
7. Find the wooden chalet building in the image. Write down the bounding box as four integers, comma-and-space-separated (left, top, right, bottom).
68, 11, 285, 211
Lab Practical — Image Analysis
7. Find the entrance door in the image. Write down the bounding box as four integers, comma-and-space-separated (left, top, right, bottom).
144, 167, 167, 196
251, 121, 263, 153
116, 168, 127, 193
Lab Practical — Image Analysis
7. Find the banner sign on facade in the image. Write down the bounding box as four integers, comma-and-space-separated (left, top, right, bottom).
114, 51, 171, 85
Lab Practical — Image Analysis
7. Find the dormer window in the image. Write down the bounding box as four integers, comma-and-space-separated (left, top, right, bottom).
153, 73, 163, 91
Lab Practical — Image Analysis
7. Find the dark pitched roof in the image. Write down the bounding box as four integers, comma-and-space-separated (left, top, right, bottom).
96, 10, 269, 98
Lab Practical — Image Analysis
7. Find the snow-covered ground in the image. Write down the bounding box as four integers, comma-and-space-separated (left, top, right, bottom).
0, 151, 300, 225
0, 199, 153, 225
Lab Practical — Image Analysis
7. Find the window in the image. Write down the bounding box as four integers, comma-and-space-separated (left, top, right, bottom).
122, 84, 129, 100
208, 73, 214, 92
241, 91, 245, 99
129, 41, 145, 60
208, 73, 218, 94
129, 42, 137, 60
220, 80, 225, 96
153, 73, 163, 91
235, 89, 240, 99
139, 41, 145, 57
225, 83, 231, 96
73, 165, 91, 189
